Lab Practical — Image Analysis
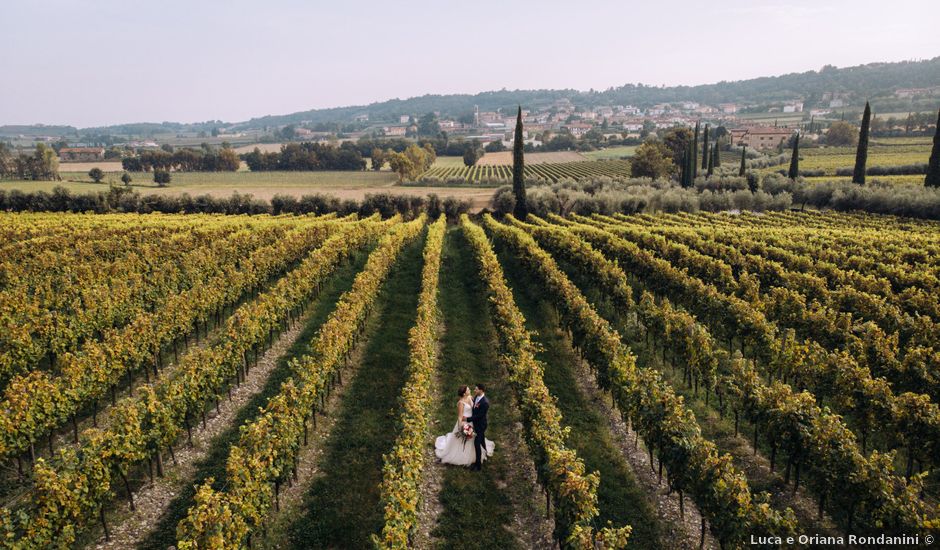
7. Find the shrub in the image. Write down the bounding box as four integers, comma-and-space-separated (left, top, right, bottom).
153, 170, 171, 186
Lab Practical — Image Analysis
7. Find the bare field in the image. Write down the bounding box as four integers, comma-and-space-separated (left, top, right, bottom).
58, 161, 125, 172
477, 151, 586, 165
232, 143, 285, 154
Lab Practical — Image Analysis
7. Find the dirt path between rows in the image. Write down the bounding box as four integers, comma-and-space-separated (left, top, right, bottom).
92, 311, 313, 549
570, 351, 718, 550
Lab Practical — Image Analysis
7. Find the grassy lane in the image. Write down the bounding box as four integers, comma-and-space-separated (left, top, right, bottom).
285, 237, 424, 549
135, 248, 371, 550
430, 227, 532, 550
496, 246, 665, 550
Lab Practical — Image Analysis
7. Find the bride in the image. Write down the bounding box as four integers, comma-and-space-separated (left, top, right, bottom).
435, 385, 495, 466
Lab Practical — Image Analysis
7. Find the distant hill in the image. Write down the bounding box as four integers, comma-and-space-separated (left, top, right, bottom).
3, 57, 939, 138
235, 57, 940, 128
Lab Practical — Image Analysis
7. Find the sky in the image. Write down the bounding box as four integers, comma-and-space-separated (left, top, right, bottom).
1, 0, 938, 128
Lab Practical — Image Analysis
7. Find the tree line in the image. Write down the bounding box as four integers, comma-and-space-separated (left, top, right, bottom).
121, 147, 240, 172
0, 143, 60, 181
242, 142, 365, 171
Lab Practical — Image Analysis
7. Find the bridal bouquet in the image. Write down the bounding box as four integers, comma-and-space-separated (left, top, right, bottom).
461, 422, 475, 440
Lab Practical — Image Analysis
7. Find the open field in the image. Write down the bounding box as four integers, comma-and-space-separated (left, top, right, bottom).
871, 136, 934, 146
430, 155, 466, 167
734, 112, 806, 125
57, 161, 126, 173
804, 174, 925, 184
232, 143, 285, 154
477, 150, 585, 165
1, 209, 938, 549
581, 145, 637, 160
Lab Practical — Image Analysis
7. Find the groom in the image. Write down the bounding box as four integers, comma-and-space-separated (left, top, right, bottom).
466, 383, 489, 471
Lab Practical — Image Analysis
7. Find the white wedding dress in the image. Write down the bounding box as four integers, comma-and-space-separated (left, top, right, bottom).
435, 400, 495, 466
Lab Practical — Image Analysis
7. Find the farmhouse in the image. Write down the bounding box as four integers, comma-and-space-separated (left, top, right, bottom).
383, 125, 407, 137
562, 123, 593, 137
730, 126, 794, 150
58, 147, 105, 162
894, 87, 939, 98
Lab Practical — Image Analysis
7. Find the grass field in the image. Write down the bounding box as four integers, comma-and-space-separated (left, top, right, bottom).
871, 136, 933, 146
232, 143, 285, 154
582, 146, 637, 160
734, 112, 806, 126
804, 174, 925, 184
431, 155, 467, 168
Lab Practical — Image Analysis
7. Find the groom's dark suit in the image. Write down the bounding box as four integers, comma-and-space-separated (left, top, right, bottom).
467, 394, 489, 469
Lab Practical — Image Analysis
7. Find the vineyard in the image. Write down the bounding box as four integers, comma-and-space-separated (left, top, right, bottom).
417, 159, 632, 184
0, 208, 939, 549
761, 137, 933, 179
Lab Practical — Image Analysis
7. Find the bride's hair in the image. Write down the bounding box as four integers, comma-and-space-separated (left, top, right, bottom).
456, 385, 468, 397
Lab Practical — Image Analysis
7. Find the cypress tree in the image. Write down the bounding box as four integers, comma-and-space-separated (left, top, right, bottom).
679, 150, 687, 188
739, 145, 747, 177
926, 107, 940, 188
713, 142, 721, 168
853, 101, 871, 184
692, 122, 699, 179
706, 145, 714, 177
512, 106, 527, 219
685, 140, 694, 187
701, 124, 709, 170
788, 133, 800, 180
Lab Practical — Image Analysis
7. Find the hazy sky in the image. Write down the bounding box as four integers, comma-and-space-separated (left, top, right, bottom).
2, 0, 937, 127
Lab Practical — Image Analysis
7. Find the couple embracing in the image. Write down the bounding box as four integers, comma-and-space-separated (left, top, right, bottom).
435, 384, 495, 471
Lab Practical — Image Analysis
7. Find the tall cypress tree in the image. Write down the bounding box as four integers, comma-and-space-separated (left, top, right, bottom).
706, 145, 714, 177
925, 107, 940, 188
853, 101, 871, 184
692, 121, 699, 180
739, 145, 747, 177
788, 133, 800, 180
679, 150, 688, 188
713, 142, 721, 168
701, 124, 710, 170
512, 106, 527, 219
685, 140, 694, 187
